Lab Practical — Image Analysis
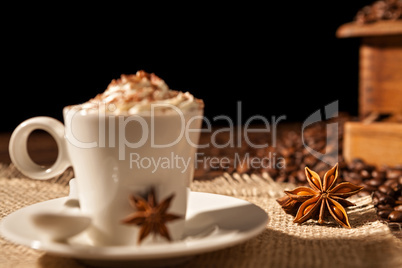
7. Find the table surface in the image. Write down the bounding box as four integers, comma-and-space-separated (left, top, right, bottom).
2, 123, 401, 238
1, 123, 401, 247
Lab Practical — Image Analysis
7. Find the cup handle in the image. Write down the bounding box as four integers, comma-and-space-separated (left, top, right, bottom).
9, 116, 71, 180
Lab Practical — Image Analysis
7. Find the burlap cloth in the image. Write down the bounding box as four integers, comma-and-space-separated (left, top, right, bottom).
0, 164, 401, 268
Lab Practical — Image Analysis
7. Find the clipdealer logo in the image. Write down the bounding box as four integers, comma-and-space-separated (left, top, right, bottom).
64, 100, 339, 172
301, 100, 339, 166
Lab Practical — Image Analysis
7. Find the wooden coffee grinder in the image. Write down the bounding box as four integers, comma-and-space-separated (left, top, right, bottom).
337, 19, 402, 166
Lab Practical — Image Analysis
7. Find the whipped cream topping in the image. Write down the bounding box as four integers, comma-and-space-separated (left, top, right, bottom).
79, 71, 203, 114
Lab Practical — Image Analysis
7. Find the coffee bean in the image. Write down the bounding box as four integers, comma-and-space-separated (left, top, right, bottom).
360, 169, 371, 180
388, 211, 402, 222
386, 169, 402, 180
378, 185, 395, 197
366, 164, 376, 172
285, 164, 299, 174
390, 182, 402, 193
361, 183, 377, 192
372, 196, 380, 206
366, 178, 383, 187
348, 159, 365, 172
338, 160, 348, 170
377, 204, 394, 211
378, 209, 393, 219
349, 178, 363, 186
209, 147, 221, 157
343, 171, 361, 182
379, 195, 395, 206
296, 170, 307, 182
373, 191, 387, 199
294, 151, 303, 161
371, 170, 386, 181
384, 179, 395, 187
303, 155, 317, 167
394, 205, 402, 211
279, 147, 295, 158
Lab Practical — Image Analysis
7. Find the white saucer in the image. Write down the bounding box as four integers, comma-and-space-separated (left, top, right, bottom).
1, 191, 268, 267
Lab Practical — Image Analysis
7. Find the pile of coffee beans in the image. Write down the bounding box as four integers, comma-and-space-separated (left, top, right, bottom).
259, 114, 350, 183
341, 158, 402, 223
195, 114, 402, 223
355, 0, 402, 24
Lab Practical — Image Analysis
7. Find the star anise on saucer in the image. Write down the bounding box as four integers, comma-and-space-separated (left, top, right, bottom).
121, 187, 182, 244
277, 163, 364, 228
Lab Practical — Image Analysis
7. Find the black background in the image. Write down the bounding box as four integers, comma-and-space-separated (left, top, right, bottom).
2, 1, 375, 132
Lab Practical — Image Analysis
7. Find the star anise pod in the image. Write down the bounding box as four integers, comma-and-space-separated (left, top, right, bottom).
276, 195, 301, 215
121, 187, 182, 244
277, 163, 364, 228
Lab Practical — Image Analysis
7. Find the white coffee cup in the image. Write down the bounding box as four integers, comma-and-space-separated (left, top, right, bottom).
9, 104, 203, 246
